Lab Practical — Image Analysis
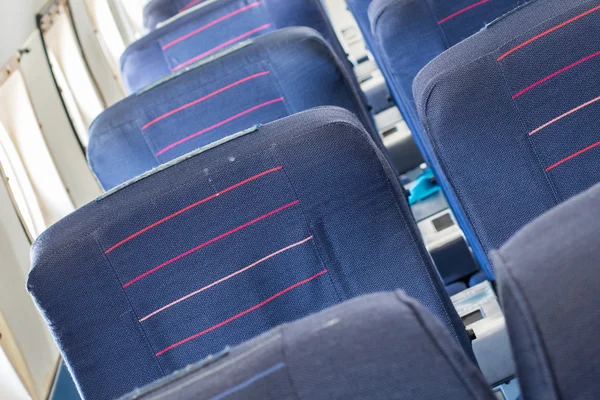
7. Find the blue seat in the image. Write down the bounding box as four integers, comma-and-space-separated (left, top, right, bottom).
123, 0, 348, 93
119, 292, 493, 400
30, 108, 473, 400
493, 182, 600, 399
91, 28, 378, 190
369, 0, 523, 161
413, 0, 600, 277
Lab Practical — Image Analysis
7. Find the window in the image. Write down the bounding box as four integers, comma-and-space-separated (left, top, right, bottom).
0, 69, 74, 234
41, 2, 106, 146
84, 0, 129, 73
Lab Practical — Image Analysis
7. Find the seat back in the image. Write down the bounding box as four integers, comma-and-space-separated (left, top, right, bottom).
123, 0, 347, 93
493, 182, 600, 400
120, 291, 493, 400
369, 0, 523, 156
413, 0, 600, 276
90, 28, 377, 190
31, 107, 472, 400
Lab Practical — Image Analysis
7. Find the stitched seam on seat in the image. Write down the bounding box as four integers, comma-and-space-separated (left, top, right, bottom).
438, 0, 491, 25
494, 56, 562, 203
94, 234, 166, 374
135, 118, 163, 165
400, 291, 492, 400
495, 251, 561, 399
262, 53, 293, 116
269, 147, 344, 302
423, 0, 451, 49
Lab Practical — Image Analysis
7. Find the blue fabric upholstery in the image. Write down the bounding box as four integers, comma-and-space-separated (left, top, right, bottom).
369, 0, 524, 160
30, 108, 473, 400
124, 0, 348, 93
119, 291, 494, 400
413, 0, 600, 277
492, 182, 600, 400
90, 28, 378, 190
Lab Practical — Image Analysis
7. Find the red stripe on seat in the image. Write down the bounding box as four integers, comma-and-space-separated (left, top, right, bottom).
513, 51, 600, 99
141, 71, 271, 130
122, 200, 299, 288
104, 166, 282, 254
162, 2, 262, 50
529, 94, 600, 136
155, 269, 328, 356
139, 236, 313, 322
155, 97, 284, 156
498, 5, 600, 61
437, 0, 490, 25
172, 24, 272, 71
546, 140, 600, 171
180, 0, 207, 12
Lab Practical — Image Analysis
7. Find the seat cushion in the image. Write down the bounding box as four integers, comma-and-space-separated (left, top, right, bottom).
414, 0, 600, 276
90, 28, 377, 190
493, 182, 600, 400
119, 291, 493, 400
124, 0, 347, 93
32, 107, 472, 400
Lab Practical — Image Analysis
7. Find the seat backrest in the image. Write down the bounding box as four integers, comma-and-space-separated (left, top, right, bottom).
369, 0, 523, 155
492, 182, 600, 400
120, 291, 493, 400
30, 107, 472, 400
413, 0, 600, 276
90, 28, 378, 190
123, 0, 347, 93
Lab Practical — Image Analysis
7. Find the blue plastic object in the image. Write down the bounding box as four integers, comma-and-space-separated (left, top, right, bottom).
408, 169, 441, 205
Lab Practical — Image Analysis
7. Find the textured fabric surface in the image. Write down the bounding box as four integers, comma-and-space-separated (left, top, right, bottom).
414, 0, 600, 277
31, 108, 472, 400
369, 0, 524, 157
119, 291, 494, 400
90, 28, 378, 190
124, 0, 348, 93
493, 182, 600, 400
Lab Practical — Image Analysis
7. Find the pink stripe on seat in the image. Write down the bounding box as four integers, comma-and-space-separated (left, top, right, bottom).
122, 200, 299, 288
180, 0, 207, 12
141, 71, 271, 130
104, 166, 282, 254
139, 236, 313, 321
498, 5, 600, 61
513, 51, 600, 99
546, 140, 600, 171
529, 94, 600, 135
162, 2, 262, 50
155, 97, 284, 156
438, 0, 490, 25
172, 24, 272, 71
155, 269, 328, 356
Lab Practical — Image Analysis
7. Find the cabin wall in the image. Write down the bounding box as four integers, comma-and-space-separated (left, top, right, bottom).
0, 0, 48, 66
